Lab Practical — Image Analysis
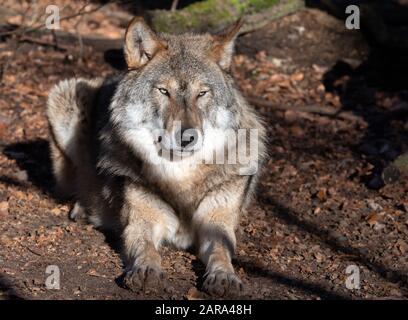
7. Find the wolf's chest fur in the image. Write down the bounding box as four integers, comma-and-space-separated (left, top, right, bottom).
141, 160, 218, 215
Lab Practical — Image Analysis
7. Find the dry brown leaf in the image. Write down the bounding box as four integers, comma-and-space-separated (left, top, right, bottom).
290, 125, 304, 137
314, 252, 325, 263
7, 15, 23, 25
0, 201, 9, 218
291, 72, 304, 82
316, 188, 327, 202
395, 240, 408, 255
51, 207, 62, 216
185, 287, 202, 300
87, 269, 106, 278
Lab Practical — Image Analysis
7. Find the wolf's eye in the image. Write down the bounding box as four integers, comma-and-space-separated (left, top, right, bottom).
197, 91, 208, 98
158, 88, 170, 97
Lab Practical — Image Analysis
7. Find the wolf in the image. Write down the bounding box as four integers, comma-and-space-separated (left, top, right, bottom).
46, 17, 266, 296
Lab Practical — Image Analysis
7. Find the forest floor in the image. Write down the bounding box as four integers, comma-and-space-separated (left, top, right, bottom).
0, 3, 408, 300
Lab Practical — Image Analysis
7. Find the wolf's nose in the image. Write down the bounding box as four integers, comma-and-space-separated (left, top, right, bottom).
175, 128, 197, 149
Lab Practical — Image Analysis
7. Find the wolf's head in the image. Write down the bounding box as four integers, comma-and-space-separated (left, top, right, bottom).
110, 17, 245, 165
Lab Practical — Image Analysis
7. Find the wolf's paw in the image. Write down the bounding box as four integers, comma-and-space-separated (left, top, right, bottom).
123, 264, 167, 293
69, 202, 86, 222
203, 271, 243, 297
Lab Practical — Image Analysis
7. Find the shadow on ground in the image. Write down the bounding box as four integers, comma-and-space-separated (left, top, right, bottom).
0, 274, 24, 300
259, 194, 408, 297
235, 258, 348, 299
323, 47, 408, 189
307, 0, 408, 190
2, 139, 55, 196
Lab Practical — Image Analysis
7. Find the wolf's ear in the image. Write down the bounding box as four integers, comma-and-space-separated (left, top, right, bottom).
124, 17, 167, 69
211, 19, 243, 70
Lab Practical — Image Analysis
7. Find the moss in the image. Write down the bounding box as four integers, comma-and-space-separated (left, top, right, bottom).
151, 0, 281, 33
247, 0, 279, 12
394, 153, 408, 171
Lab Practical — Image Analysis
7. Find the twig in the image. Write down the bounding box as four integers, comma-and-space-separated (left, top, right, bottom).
246, 96, 364, 122
59, 30, 120, 50
51, 28, 59, 49
171, 0, 179, 12
74, 11, 85, 63
9, 29, 123, 51
19, 243, 43, 256
0, 41, 24, 84
18, 35, 68, 50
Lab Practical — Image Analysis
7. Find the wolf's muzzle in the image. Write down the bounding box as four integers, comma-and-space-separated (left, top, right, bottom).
175, 127, 200, 151
157, 127, 202, 160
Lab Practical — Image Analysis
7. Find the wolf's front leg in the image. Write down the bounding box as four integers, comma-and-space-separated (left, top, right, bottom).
193, 188, 245, 297
120, 184, 178, 293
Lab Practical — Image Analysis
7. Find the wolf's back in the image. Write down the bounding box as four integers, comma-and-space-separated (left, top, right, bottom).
46, 78, 103, 197
47, 78, 103, 162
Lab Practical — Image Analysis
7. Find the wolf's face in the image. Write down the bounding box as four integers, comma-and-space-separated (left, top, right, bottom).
110, 18, 243, 165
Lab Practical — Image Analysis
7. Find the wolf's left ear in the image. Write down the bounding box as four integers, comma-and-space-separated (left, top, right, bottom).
124, 17, 167, 69
211, 19, 244, 71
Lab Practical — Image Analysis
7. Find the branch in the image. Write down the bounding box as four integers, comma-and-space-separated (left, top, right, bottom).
0, 1, 109, 37
246, 96, 364, 123
18, 35, 68, 50
171, 0, 179, 12
0, 27, 122, 51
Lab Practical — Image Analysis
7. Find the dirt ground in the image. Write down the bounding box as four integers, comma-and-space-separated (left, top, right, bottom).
1, 5, 408, 300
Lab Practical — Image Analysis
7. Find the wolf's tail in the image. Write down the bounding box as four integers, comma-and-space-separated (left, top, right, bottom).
46, 78, 103, 198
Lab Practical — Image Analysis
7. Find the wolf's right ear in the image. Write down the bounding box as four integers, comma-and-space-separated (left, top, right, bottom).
211, 19, 243, 71
124, 17, 167, 69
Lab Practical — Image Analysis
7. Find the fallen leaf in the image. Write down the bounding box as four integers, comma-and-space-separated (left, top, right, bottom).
0, 201, 9, 218
7, 15, 23, 25
51, 207, 62, 216
367, 199, 382, 211
313, 207, 321, 214
314, 252, 325, 263
395, 239, 408, 255
290, 72, 304, 82
290, 125, 304, 137
185, 287, 202, 300
316, 188, 327, 202
366, 212, 380, 227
